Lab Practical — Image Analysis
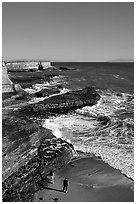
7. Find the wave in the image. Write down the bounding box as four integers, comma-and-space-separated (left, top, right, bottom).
24, 75, 70, 104
42, 89, 134, 180
27, 88, 70, 104
43, 119, 71, 145
24, 75, 68, 94
76, 90, 133, 118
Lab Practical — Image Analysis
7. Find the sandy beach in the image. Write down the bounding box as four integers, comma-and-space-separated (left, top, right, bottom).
33, 156, 134, 202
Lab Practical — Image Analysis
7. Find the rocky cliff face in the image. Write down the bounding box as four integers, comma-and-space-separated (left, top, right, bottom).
3, 102, 74, 201
2, 65, 14, 93
2, 66, 101, 202
3, 127, 74, 202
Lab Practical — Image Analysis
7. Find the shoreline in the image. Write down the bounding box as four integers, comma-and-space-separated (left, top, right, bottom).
42, 113, 134, 181
33, 155, 134, 202
2, 69, 134, 202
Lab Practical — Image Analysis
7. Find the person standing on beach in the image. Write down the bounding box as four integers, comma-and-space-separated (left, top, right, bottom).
50, 170, 54, 184
62, 177, 69, 193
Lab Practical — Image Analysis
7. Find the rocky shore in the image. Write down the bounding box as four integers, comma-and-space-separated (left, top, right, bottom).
20, 86, 101, 117
3, 131, 74, 201
2, 70, 101, 201
3, 101, 75, 202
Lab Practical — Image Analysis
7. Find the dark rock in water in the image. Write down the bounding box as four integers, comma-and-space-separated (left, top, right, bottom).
9, 70, 59, 89
59, 66, 72, 70
20, 87, 101, 117
13, 92, 31, 100
57, 85, 63, 89
34, 88, 60, 97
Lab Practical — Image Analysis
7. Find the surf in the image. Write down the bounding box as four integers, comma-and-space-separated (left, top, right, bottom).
42, 89, 134, 180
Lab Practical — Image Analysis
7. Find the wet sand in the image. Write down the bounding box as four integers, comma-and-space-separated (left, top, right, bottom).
33, 156, 134, 202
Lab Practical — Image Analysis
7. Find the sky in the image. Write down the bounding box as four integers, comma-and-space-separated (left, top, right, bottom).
2, 2, 134, 61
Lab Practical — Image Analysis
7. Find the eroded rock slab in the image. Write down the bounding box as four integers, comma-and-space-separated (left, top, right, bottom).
20, 87, 101, 117
34, 87, 60, 97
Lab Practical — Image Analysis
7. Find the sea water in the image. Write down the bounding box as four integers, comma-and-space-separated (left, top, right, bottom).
42, 62, 134, 180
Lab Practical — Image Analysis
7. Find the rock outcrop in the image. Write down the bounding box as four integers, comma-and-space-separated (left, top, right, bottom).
2, 86, 100, 201
20, 87, 101, 117
3, 123, 74, 202
59, 66, 72, 70
2, 59, 14, 93
34, 87, 60, 97
2, 66, 101, 202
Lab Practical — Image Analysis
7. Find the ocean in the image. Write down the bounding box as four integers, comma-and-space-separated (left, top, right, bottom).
39, 62, 134, 180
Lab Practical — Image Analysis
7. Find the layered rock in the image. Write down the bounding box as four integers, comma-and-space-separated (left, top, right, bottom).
2, 66, 101, 202
34, 87, 60, 97
2, 60, 14, 93
3, 123, 74, 202
20, 87, 101, 117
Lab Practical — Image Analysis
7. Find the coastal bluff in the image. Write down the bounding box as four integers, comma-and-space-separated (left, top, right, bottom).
3, 119, 74, 201
2, 86, 100, 201
2, 60, 14, 93
2, 67, 101, 201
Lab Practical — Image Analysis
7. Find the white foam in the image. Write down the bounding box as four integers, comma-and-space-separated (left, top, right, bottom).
43, 119, 62, 138
76, 91, 133, 118
27, 88, 70, 104
113, 74, 120, 79
32, 82, 50, 90
24, 83, 49, 94
24, 75, 67, 95
59, 88, 70, 94
42, 94, 134, 180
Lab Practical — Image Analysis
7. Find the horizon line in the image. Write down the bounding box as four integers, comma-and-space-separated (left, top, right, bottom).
4, 58, 134, 63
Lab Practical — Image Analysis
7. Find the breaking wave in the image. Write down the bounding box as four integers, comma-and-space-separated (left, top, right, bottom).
24, 75, 70, 104
24, 75, 68, 94
43, 90, 134, 180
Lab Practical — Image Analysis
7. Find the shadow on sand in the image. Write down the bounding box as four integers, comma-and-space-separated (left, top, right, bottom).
45, 187, 63, 193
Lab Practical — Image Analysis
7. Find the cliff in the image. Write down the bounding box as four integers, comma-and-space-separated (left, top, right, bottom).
2, 65, 14, 93
3, 115, 74, 201
2, 69, 101, 201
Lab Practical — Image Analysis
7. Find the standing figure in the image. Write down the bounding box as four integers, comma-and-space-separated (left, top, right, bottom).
50, 170, 54, 184
62, 177, 69, 193
47, 170, 54, 184
38, 61, 43, 70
